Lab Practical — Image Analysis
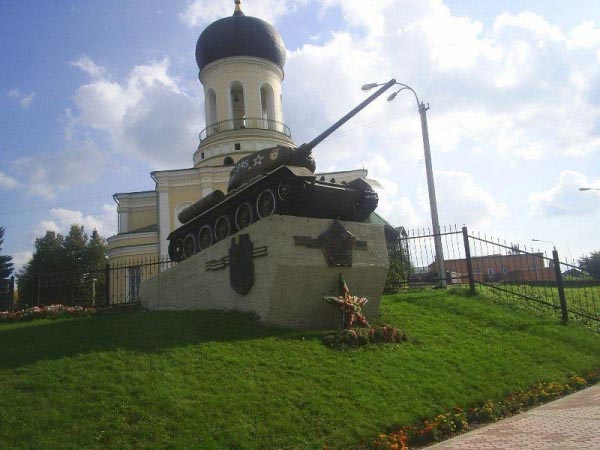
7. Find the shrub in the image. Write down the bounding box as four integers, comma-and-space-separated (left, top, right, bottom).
0, 304, 96, 323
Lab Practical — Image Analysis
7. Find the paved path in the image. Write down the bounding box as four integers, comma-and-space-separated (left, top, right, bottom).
425, 384, 600, 450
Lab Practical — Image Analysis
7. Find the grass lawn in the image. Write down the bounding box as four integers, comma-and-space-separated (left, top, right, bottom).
0, 288, 598, 450
479, 283, 600, 329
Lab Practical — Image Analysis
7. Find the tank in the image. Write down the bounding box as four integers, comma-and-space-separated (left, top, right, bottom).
168, 79, 397, 262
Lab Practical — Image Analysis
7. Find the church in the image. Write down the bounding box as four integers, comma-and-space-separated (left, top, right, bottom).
107, 1, 377, 282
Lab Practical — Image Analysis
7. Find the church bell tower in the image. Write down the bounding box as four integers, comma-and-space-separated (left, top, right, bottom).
193, 0, 295, 168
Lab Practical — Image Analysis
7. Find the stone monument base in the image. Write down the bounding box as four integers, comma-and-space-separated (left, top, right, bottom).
140, 215, 389, 329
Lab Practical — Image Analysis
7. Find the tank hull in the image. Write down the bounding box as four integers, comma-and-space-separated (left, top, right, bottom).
167, 165, 378, 262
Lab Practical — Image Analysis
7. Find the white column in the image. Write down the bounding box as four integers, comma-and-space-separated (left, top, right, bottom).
158, 189, 170, 259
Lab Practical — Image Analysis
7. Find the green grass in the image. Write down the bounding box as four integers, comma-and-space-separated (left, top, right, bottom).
0, 288, 598, 450
479, 283, 600, 327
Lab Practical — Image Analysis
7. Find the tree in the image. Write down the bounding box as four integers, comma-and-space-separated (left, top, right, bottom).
579, 251, 600, 281
17, 225, 108, 307
85, 229, 108, 269
384, 233, 413, 293
0, 226, 14, 279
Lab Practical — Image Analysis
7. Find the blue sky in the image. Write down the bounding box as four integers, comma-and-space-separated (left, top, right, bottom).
2, 0, 600, 270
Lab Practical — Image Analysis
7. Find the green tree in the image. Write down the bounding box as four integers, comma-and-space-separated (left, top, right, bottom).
0, 226, 14, 279
18, 231, 65, 306
17, 225, 109, 307
85, 229, 108, 269
384, 233, 413, 293
579, 251, 600, 281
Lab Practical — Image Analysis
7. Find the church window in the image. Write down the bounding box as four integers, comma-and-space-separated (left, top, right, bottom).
224, 156, 234, 166
260, 83, 275, 130
235, 143, 241, 150
206, 89, 217, 136
230, 81, 246, 129
127, 266, 141, 302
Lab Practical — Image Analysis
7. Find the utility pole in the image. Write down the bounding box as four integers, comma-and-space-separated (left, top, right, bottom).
419, 102, 446, 287
362, 80, 447, 287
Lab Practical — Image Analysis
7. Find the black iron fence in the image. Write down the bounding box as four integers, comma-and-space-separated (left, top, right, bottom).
16, 257, 175, 309
0, 277, 15, 312
10, 225, 600, 331
388, 226, 600, 331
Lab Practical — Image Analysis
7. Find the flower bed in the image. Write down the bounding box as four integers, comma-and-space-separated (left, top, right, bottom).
0, 304, 96, 323
322, 325, 408, 349
372, 370, 600, 450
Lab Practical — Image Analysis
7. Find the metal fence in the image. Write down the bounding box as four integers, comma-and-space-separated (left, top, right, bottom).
10, 225, 600, 331
16, 257, 175, 309
0, 277, 15, 311
390, 226, 600, 330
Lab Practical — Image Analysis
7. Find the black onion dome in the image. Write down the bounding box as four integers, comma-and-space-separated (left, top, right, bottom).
195, 5, 286, 73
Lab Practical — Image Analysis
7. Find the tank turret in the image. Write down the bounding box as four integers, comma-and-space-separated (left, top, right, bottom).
169, 79, 396, 262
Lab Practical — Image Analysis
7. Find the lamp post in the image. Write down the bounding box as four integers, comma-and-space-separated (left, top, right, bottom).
579, 187, 600, 191
531, 238, 556, 250
362, 81, 446, 287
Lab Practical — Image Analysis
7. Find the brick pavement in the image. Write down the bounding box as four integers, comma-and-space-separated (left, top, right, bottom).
425, 384, 600, 450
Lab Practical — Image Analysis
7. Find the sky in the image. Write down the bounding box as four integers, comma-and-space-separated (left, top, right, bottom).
2, 0, 600, 271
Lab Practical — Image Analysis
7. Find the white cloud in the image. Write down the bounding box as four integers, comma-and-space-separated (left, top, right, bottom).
11, 251, 33, 273
33, 204, 117, 239
568, 21, 600, 49
0, 171, 19, 189
422, 170, 508, 227
11, 141, 108, 199
71, 55, 107, 78
8, 88, 35, 109
529, 171, 600, 217
71, 58, 201, 169
179, 0, 306, 27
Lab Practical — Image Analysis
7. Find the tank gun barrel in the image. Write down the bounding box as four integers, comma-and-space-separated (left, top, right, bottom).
297, 78, 397, 155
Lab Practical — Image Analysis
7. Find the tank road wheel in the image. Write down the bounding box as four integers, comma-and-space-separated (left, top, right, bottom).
256, 189, 277, 219
183, 233, 197, 259
235, 202, 253, 230
172, 237, 185, 261
168, 239, 178, 261
214, 215, 231, 242
198, 225, 212, 250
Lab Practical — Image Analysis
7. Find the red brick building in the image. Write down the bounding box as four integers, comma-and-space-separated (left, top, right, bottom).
429, 253, 556, 283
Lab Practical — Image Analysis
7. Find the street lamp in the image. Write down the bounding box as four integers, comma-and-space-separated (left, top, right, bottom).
362, 80, 446, 287
579, 187, 600, 191
531, 239, 556, 250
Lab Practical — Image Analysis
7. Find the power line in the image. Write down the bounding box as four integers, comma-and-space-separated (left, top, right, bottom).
0, 194, 112, 216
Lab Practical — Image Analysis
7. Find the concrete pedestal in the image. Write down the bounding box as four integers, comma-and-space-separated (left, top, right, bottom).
140, 215, 389, 329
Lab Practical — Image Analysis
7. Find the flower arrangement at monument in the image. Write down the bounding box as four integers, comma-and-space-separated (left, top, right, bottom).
0, 304, 96, 323
322, 274, 407, 348
323, 274, 370, 328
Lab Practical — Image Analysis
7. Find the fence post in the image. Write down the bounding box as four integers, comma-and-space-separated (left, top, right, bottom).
104, 262, 111, 307
552, 249, 568, 324
462, 226, 476, 295
9, 276, 14, 311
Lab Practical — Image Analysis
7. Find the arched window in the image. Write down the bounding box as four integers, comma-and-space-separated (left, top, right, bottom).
230, 81, 245, 130
224, 156, 234, 166
206, 89, 217, 136
260, 83, 275, 130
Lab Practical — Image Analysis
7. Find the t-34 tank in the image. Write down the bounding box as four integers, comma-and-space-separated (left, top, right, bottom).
168, 79, 396, 262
